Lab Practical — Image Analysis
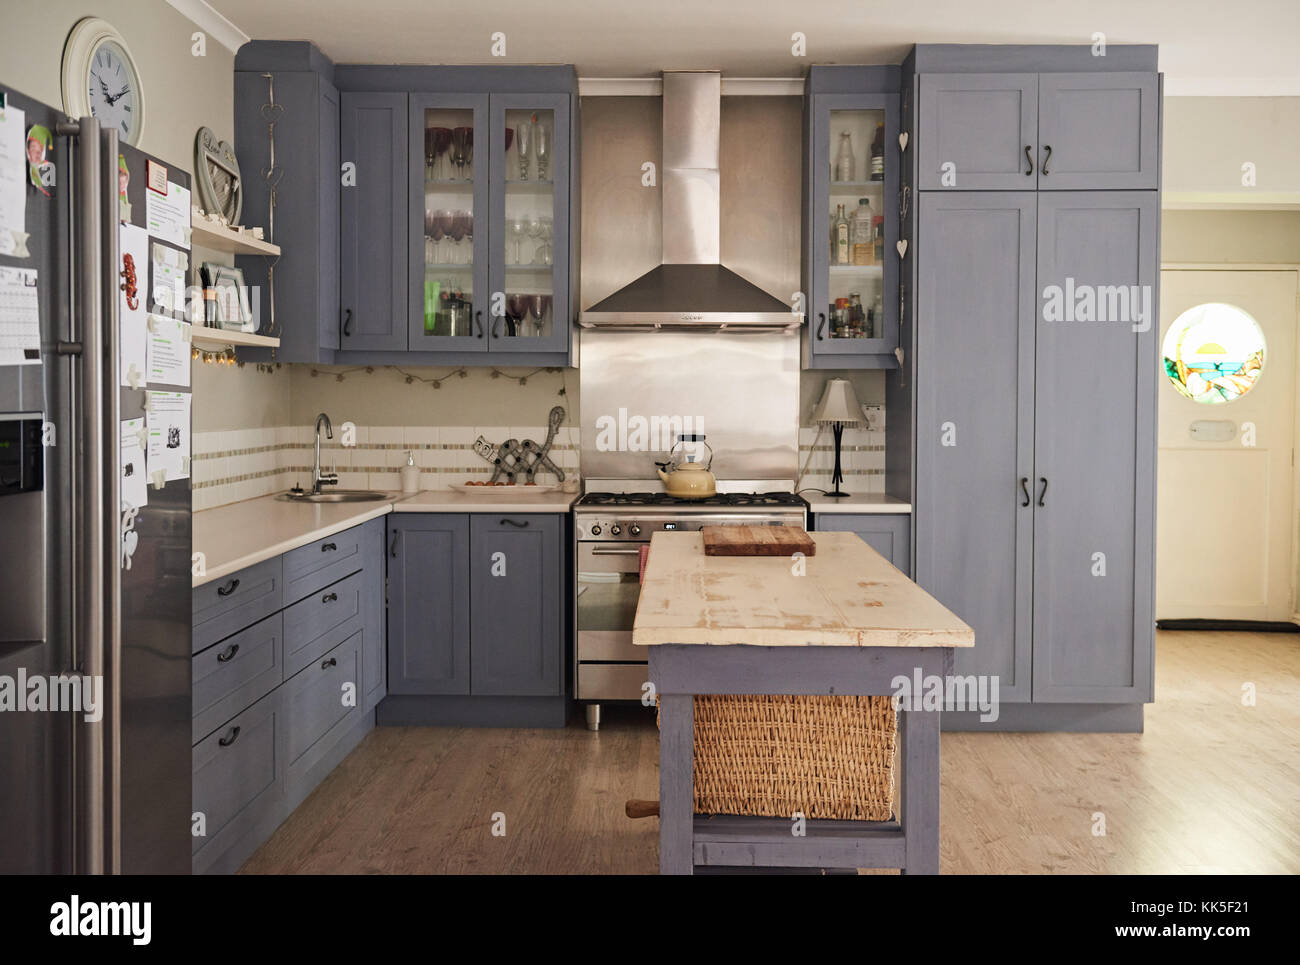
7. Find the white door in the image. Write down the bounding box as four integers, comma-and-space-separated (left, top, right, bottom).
1157, 269, 1297, 621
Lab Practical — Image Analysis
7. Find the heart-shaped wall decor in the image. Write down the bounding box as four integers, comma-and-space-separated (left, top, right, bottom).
898, 132, 909, 151
896, 240, 908, 258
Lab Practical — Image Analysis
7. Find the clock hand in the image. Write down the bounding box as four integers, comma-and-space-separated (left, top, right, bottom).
108, 87, 130, 105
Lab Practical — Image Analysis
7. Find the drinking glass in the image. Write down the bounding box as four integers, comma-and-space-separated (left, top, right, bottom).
532, 118, 550, 181
528, 294, 550, 337
433, 209, 454, 263
507, 217, 527, 265
506, 293, 529, 337
463, 127, 474, 179
516, 119, 531, 180
432, 127, 452, 180
448, 211, 468, 264
424, 128, 436, 181
451, 127, 471, 178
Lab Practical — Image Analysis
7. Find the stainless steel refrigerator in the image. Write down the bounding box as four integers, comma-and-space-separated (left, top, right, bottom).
0, 85, 191, 874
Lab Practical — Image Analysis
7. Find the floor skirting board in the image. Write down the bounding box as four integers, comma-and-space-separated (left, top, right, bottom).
377, 695, 569, 728
941, 703, 1144, 733
1155, 618, 1300, 633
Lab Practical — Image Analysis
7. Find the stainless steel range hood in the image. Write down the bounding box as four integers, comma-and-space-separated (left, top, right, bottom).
579, 71, 800, 331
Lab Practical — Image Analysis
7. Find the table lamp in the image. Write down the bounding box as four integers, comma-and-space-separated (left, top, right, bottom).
811, 378, 864, 498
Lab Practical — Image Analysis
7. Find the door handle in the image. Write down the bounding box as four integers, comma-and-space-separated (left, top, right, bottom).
321, 657, 337, 670
1019, 477, 1030, 507
1041, 145, 1052, 176
321, 542, 337, 552
475, 310, 484, 338
591, 546, 643, 556
216, 643, 240, 663
216, 578, 240, 597
492, 313, 502, 338
500, 518, 529, 528
1024, 145, 1034, 176
816, 313, 826, 341
390, 530, 400, 557
1037, 477, 1048, 507
321, 592, 338, 603
218, 726, 241, 747
343, 308, 353, 337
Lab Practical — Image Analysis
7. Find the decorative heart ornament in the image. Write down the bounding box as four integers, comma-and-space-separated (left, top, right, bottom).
898, 132, 909, 152
896, 240, 908, 258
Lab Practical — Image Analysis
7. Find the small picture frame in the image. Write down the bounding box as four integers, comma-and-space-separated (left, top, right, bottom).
200, 262, 254, 333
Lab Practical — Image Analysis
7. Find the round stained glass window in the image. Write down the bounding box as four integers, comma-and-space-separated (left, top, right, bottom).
1161, 302, 1266, 404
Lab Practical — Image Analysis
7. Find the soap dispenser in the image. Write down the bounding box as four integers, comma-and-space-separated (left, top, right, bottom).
400, 450, 420, 494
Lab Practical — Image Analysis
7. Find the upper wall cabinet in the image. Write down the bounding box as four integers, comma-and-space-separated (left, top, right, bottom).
802, 67, 901, 370
918, 72, 1159, 191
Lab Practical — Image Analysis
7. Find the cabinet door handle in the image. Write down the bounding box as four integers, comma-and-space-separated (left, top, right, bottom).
343, 309, 353, 337
1019, 477, 1030, 507
321, 542, 337, 552
816, 313, 826, 341
492, 313, 501, 338
216, 578, 240, 597
1024, 145, 1034, 176
218, 726, 241, 747
500, 518, 529, 528
1037, 477, 1048, 507
321, 657, 337, 670
475, 310, 484, 338
216, 642, 240, 663
321, 591, 338, 603
1041, 145, 1052, 176
390, 530, 400, 557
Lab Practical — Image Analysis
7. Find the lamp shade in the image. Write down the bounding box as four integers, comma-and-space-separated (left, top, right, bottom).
811, 378, 864, 426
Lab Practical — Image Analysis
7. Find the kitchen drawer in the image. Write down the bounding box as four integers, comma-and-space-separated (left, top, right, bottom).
282, 525, 367, 604
192, 614, 284, 744
192, 694, 284, 868
283, 570, 364, 677
284, 631, 364, 789
578, 663, 648, 701
578, 630, 641, 662
192, 556, 283, 653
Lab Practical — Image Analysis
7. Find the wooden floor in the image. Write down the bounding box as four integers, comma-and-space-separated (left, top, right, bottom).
241, 630, 1300, 874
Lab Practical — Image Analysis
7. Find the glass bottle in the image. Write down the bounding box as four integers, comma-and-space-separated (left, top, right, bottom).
873, 215, 884, 264
872, 291, 884, 339
831, 204, 851, 266
852, 198, 874, 266
849, 292, 864, 337
835, 131, 855, 182
870, 123, 885, 181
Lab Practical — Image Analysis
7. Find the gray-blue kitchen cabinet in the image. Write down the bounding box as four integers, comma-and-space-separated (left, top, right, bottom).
802, 67, 901, 369
812, 514, 912, 576
918, 72, 1159, 191
914, 192, 1037, 703
386, 514, 471, 695
340, 91, 409, 351
469, 515, 563, 696
1031, 191, 1157, 703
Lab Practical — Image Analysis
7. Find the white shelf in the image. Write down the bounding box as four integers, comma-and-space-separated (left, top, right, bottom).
191, 328, 281, 349
829, 264, 884, 275
190, 216, 281, 256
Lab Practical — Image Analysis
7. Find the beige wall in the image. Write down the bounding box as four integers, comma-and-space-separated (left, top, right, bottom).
1164, 97, 1300, 206
1161, 210, 1300, 265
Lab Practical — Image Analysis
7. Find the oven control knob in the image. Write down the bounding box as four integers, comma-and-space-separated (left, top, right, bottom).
629, 524, 641, 536
590, 524, 602, 536
610, 524, 622, 536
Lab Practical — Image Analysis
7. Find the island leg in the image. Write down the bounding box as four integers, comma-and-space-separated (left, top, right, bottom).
899, 704, 941, 874
658, 693, 694, 875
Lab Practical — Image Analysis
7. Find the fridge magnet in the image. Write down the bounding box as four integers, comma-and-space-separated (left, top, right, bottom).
25, 124, 55, 196
118, 154, 132, 222
146, 158, 167, 194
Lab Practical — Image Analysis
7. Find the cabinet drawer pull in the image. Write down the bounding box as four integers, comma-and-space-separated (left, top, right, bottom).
218, 726, 241, 747
1041, 144, 1052, 176
499, 518, 529, 528
322, 591, 338, 603
321, 657, 337, 670
343, 308, 353, 337
816, 313, 826, 341
1024, 144, 1033, 176
216, 643, 240, 663
1019, 477, 1030, 508
1037, 477, 1048, 507
321, 542, 337, 552
216, 578, 240, 597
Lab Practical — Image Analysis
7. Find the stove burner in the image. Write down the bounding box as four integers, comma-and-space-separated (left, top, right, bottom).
577, 491, 807, 509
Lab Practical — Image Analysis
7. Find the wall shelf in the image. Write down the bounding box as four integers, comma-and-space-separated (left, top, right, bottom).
190, 215, 281, 256
191, 328, 281, 349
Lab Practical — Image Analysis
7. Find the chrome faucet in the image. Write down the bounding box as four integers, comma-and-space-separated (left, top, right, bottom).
312, 412, 339, 494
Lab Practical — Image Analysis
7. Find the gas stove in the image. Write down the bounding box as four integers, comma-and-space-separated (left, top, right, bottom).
576, 490, 807, 509
573, 490, 808, 541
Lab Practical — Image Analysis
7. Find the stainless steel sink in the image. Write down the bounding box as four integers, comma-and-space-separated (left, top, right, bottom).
276, 490, 390, 503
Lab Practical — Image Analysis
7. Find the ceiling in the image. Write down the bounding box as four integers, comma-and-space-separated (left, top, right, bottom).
205, 0, 1300, 95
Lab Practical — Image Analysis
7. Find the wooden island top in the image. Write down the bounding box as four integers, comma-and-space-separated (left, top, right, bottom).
633, 531, 973, 649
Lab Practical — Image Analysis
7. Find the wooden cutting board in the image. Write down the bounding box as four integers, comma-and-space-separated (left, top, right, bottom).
701, 525, 816, 557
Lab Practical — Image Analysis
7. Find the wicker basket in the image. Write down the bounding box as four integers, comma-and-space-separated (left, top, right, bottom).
677, 694, 897, 822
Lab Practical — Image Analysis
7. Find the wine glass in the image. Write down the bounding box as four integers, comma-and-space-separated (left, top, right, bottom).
515, 118, 531, 180
424, 127, 436, 181
525, 214, 544, 264
433, 209, 454, 263
463, 127, 474, 179
534, 216, 554, 266
532, 117, 550, 181
504, 127, 515, 158
448, 211, 468, 264
432, 127, 452, 180
451, 127, 471, 178
507, 217, 527, 265
528, 293, 550, 337
506, 293, 529, 337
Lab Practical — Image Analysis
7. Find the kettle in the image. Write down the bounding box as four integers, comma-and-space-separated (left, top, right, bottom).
656, 435, 716, 500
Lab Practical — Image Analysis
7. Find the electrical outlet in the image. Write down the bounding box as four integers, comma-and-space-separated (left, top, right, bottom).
860, 404, 885, 431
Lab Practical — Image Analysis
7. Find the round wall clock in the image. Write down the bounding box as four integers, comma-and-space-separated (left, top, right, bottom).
61, 17, 146, 145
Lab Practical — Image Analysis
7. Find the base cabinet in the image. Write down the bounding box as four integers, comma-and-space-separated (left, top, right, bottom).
811, 514, 911, 576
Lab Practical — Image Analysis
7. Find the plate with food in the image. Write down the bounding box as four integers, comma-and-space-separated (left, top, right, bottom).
449, 481, 559, 494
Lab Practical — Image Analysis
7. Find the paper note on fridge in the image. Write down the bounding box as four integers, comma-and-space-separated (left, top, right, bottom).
120, 417, 149, 509
146, 181, 191, 249
119, 223, 149, 387
145, 313, 191, 387
0, 265, 41, 366
146, 391, 191, 484
0, 104, 26, 258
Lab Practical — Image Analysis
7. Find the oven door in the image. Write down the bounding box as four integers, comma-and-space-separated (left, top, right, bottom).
576, 542, 647, 663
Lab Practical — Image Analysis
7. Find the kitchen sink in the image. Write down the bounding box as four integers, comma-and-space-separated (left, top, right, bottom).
276, 490, 390, 503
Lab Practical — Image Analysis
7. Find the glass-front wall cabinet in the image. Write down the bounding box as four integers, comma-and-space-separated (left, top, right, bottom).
807, 92, 899, 366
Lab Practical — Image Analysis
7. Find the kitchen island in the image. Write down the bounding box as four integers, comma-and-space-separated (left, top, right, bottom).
633, 531, 973, 874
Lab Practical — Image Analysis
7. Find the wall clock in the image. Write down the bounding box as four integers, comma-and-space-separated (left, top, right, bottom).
61, 17, 146, 145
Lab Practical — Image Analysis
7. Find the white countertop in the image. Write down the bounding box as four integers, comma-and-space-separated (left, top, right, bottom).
193, 488, 578, 587
632, 531, 971, 648
802, 493, 912, 514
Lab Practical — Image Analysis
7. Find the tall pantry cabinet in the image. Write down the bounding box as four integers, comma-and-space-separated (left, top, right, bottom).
905, 46, 1162, 730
